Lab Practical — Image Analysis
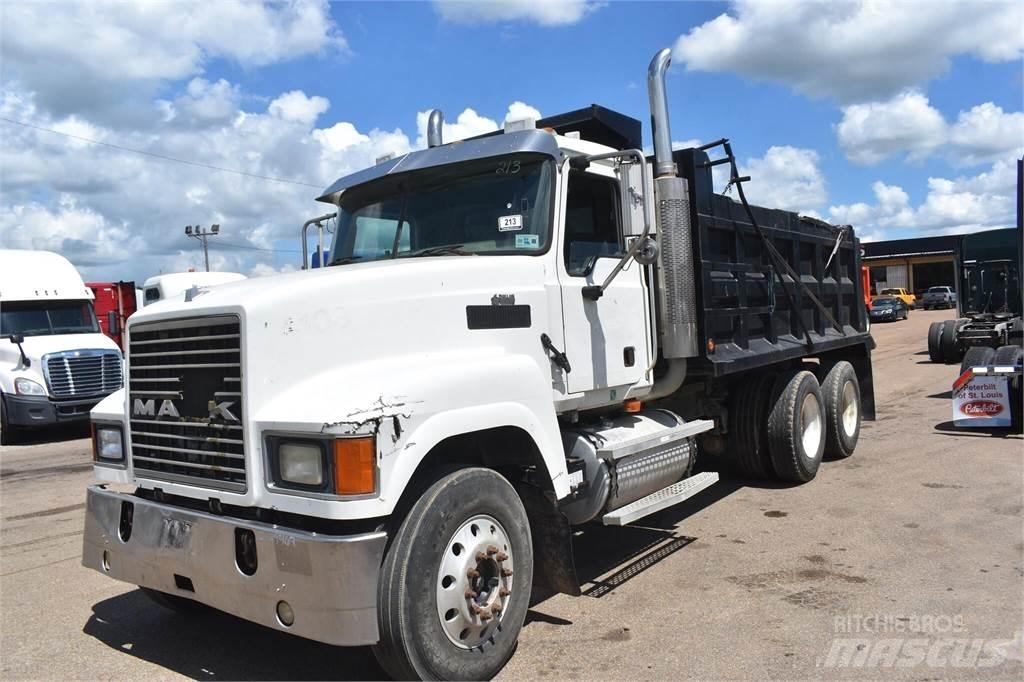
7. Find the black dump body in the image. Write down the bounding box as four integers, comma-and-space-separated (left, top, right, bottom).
671, 147, 873, 377
956, 228, 1022, 317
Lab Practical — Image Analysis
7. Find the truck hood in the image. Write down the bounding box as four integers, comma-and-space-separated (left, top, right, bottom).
126, 255, 553, 405
128, 256, 550, 326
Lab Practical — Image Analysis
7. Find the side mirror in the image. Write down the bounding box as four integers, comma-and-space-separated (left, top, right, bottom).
108, 311, 120, 335
8, 334, 29, 367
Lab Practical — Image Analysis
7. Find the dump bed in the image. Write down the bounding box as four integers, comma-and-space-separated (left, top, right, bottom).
672, 148, 872, 376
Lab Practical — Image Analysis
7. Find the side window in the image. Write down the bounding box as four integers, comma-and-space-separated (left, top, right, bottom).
564, 170, 621, 276
144, 288, 160, 303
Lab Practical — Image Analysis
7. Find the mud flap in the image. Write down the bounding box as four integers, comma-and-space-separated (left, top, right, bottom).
518, 484, 581, 598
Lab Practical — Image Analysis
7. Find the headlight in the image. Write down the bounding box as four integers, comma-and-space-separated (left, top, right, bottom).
279, 441, 325, 486
14, 378, 46, 396
93, 424, 124, 462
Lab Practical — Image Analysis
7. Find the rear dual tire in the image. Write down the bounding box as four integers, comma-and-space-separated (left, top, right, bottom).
960, 346, 995, 375
767, 370, 827, 483
927, 322, 944, 362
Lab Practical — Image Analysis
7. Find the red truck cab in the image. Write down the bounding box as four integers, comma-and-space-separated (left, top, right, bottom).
86, 281, 137, 350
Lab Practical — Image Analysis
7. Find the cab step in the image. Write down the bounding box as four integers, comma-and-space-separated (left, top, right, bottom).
602, 471, 719, 526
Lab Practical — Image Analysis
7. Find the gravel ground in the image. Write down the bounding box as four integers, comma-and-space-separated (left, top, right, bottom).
1, 308, 1021, 680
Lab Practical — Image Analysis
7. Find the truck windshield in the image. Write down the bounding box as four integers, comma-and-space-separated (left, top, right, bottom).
330, 153, 554, 264
0, 300, 100, 337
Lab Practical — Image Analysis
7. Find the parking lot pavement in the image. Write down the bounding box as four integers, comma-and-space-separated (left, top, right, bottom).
1, 308, 1021, 680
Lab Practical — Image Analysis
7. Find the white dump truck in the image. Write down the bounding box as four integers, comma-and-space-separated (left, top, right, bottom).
83, 49, 875, 680
0, 250, 123, 444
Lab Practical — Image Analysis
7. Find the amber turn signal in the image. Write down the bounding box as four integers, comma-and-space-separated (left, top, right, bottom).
624, 398, 642, 413
333, 438, 376, 495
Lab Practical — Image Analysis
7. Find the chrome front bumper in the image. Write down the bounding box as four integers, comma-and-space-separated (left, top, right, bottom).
81, 485, 387, 646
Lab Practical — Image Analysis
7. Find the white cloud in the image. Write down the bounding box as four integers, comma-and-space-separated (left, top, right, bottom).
674, 0, 1024, 102
505, 101, 542, 123
949, 102, 1024, 166
269, 91, 330, 125
0, 82, 544, 282
723, 146, 827, 213
433, 0, 601, 26
0, 0, 345, 123
828, 160, 1016, 238
837, 92, 1024, 166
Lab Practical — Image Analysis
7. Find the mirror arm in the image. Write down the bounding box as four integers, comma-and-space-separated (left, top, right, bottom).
578, 149, 653, 301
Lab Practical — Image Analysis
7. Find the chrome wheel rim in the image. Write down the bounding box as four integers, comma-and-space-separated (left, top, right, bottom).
436, 514, 514, 649
841, 380, 858, 437
801, 393, 823, 458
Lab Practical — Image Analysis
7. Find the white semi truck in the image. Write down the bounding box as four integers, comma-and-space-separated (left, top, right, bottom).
0, 250, 123, 444
83, 49, 875, 680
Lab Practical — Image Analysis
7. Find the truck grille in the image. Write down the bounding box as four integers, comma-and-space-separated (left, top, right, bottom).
127, 315, 246, 492
45, 351, 122, 398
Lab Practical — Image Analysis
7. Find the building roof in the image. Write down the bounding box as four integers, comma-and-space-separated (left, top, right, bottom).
862, 234, 960, 259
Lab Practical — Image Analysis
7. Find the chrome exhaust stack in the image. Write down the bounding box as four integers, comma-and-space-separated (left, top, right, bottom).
427, 109, 444, 148
648, 48, 699, 359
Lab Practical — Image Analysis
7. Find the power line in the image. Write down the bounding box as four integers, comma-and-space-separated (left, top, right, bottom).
0, 116, 323, 189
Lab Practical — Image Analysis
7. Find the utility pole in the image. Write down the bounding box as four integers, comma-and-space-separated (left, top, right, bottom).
185, 224, 220, 272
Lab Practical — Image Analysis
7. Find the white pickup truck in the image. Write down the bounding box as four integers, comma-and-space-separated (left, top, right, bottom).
83, 49, 875, 680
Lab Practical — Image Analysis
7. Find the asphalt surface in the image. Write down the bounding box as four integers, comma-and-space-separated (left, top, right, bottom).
1, 308, 1021, 680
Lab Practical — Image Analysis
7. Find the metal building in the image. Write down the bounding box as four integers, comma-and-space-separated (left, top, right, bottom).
862, 234, 960, 297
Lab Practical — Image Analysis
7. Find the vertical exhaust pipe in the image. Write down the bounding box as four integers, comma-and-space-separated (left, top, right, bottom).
648, 48, 699, 359
648, 48, 676, 178
427, 109, 444, 148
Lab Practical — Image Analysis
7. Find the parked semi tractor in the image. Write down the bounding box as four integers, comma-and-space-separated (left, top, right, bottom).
0, 250, 123, 444
926, 226, 1022, 371
83, 49, 875, 680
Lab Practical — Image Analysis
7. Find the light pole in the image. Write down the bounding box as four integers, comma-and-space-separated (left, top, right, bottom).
185, 224, 219, 272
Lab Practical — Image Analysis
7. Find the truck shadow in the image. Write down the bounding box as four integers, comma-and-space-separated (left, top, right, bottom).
80, 478, 787, 677
9, 422, 89, 445
82, 589, 386, 680
933, 420, 1022, 438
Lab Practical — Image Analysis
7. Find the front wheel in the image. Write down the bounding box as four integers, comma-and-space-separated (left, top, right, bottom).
373, 468, 533, 681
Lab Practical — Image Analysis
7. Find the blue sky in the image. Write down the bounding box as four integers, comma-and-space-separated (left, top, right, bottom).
1, 0, 1021, 281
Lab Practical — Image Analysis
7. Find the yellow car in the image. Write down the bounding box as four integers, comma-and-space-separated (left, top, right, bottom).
877, 287, 916, 308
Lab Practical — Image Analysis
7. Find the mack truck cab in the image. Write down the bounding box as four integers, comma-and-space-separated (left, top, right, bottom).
83, 49, 874, 680
0, 249, 123, 444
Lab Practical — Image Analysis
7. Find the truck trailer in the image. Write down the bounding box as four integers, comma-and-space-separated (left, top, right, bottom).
82, 49, 875, 680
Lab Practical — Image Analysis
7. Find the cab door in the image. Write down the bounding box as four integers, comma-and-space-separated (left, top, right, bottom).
557, 163, 651, 399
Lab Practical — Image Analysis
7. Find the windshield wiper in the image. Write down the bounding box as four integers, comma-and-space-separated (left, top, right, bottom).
332, 255, 364, 265
405, 245, 473, 258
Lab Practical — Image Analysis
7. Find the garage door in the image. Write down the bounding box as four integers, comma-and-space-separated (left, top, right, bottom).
885, 265, 909, 289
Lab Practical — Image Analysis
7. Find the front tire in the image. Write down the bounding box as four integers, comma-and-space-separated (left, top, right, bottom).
373, 468, 533, 681
767, 370, 826, 483
0, 393, 20, 447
